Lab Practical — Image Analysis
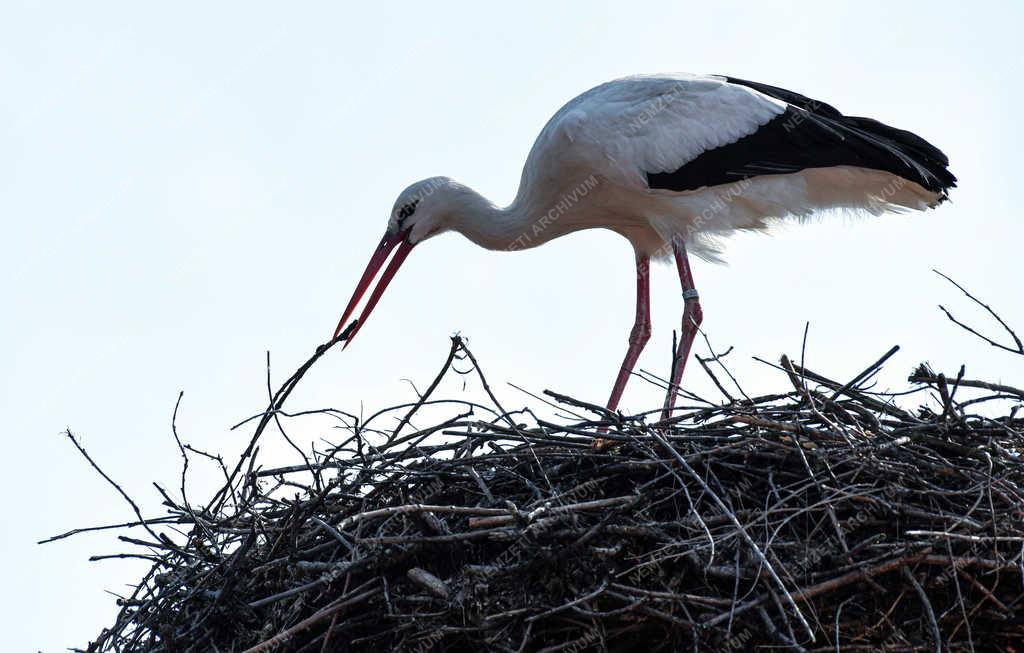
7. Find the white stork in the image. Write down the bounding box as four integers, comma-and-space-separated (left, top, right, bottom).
333, 73, 955, 419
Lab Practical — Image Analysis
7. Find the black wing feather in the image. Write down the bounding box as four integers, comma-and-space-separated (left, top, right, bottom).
646, 76, 956, 197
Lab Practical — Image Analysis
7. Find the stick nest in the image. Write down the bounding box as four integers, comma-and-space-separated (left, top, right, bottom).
66, 326, 1024, 652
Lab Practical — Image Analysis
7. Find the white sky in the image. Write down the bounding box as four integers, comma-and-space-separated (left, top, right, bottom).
3, 1, 1022, 649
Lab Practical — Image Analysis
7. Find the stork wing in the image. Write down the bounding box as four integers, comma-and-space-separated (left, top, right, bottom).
550, 74, 955, 197
542, 74, 786, 188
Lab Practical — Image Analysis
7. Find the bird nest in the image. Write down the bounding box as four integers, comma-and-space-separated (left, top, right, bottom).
59, 281, 1024, 652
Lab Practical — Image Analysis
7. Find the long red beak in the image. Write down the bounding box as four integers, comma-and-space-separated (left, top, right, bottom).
333, 228, 415, 346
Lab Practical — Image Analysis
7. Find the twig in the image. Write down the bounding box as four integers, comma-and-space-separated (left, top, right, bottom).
62, 430, 164, 545
935, 269, 1023, 356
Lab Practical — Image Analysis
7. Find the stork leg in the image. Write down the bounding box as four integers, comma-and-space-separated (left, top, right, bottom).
604, 254, 652, 414
662, 239, 703, 420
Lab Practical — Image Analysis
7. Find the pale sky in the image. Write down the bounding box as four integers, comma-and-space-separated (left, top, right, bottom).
3, 2, 1022, 649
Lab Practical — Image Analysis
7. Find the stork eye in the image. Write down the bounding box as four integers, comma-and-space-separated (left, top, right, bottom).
397, 200, 419, 221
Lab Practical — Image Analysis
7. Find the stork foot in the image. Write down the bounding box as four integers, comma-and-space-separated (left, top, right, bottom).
593, 433, 622, 450
593, 424, 616, 451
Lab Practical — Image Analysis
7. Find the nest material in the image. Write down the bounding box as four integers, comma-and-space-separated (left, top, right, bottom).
64, 330, 1024, 652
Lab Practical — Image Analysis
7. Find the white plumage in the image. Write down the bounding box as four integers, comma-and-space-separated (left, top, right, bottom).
333, 72, 955, 419
533, 74, 787, 187
507, 73, 948, 261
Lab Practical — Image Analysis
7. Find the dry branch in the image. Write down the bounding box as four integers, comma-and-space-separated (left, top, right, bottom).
56, 286, 1024, 652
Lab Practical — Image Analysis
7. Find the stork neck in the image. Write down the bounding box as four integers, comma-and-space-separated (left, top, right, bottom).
447, 187, 534, 252
455, 176, 590, 251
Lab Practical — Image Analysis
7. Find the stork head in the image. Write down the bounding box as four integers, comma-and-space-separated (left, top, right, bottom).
332, 176, 460, 344
386, 176, 460, 244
